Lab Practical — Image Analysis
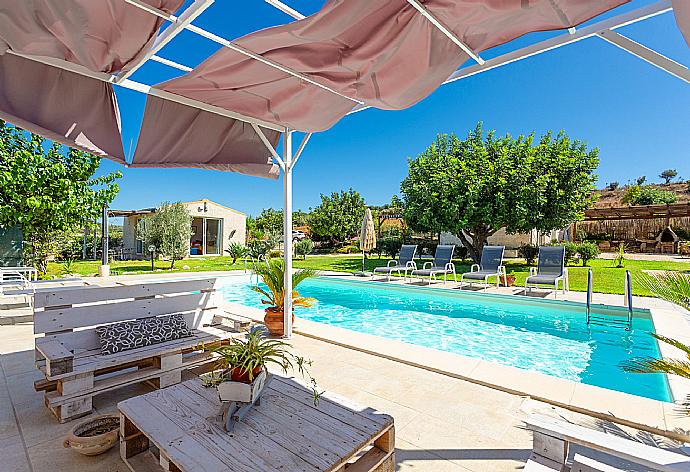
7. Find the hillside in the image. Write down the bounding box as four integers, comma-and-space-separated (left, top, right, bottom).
593, 182, 690, 208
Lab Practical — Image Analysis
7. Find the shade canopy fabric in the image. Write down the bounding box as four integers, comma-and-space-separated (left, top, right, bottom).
674, 0, 690, 47
0, 0, 183, 73
0, 0, 183, 162
0, 53, 126, 162
132, 0, 628, 174
130, 97, 281, 178
0, 0, 688, 179
149, 0, 628, 133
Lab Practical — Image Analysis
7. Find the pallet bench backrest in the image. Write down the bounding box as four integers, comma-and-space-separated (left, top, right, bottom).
34, 278, 222, 353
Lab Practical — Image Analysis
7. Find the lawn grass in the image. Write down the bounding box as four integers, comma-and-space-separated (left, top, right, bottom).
47, 254, 690, 297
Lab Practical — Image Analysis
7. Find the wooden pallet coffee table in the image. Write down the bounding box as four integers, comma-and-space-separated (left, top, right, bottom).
118, 376, 395, 472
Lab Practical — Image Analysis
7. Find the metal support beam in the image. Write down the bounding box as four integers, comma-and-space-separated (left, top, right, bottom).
346, 1, 673, 117
7, 49, 286, 132
118, 0, 213, 82
290, 133, 312, 170
126, 0, 362, 105
444, 0, 672, 85
282, 130, 294, 338
597, 30, 690, 84
101, 205, 109, 266
265, 0, 305, 20
406, 0, 484, 64
251, 124, 286, 169
92, 218, 98, 260
150, 55, 193, 72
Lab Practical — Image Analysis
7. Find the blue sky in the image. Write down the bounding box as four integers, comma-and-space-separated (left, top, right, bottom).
98, 0, 690, 218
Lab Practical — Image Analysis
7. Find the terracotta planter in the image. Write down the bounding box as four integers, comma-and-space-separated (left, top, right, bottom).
263, 307, 294, 336
63, 414, 119, 456
501, 275, 516, 287
229, 366, 264, 384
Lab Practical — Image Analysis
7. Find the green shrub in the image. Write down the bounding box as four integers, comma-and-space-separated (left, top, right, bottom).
247, 239, 273, 260
294, 239, 314, 259
378, 238, 403, 259
614, 242, 626, 268
225, 242, 247, 264
635, 188, 677, 205
577, 241, 600, 266
673, 226, 690, 241
455, 245, 469, 261
623, 185, 677, 206
552, 242, 578, 265
334, 244, 360, 254
518, 244, 539, 265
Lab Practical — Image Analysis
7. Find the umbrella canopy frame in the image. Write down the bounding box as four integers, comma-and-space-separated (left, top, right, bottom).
2, 0, 689, 339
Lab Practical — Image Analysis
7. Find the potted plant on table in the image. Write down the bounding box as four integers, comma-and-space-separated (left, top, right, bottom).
201, 330, 321, 405
252, 259, 317, 336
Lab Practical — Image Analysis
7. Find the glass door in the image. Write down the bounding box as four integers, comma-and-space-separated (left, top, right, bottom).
204, 218, 221, 255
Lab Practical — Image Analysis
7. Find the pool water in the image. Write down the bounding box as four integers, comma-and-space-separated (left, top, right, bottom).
218, 275, 671, 402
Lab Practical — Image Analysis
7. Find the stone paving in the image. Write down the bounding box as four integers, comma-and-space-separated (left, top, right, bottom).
1, 320, 688, 472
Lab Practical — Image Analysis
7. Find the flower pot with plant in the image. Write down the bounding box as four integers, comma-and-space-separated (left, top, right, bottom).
252, 259, 317, 336
500, 274, 516, 287
200, 330, 321, 406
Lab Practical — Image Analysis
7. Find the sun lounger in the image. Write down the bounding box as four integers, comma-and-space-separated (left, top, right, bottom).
525, 246, 569, 294
372, 244, 417, 281
460, 245, 506, 289
409, 245, 456, 285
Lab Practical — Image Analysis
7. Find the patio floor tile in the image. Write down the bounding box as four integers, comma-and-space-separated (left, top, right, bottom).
0, 434, 31, 472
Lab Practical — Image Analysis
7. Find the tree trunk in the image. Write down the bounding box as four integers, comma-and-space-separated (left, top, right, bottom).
169, 258, 175, 270
456, 225, 496, 264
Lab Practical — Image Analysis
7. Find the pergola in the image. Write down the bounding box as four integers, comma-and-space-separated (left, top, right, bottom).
584, 203, 690, 222
0, 0, 688, 337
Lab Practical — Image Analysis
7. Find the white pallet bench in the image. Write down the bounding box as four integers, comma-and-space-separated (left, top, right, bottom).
33, 278, 239, 423
118, 376, 395, 472
525, 415, 690, 472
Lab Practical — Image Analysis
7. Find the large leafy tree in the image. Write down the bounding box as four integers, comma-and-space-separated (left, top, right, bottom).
255, 208, 284, 236
401, 123, 599, 262
0, 122, 121, 273
309, 189, 366, 245
138, 202, 193, 270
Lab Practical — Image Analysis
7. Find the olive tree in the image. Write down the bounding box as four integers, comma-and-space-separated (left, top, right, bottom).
0, 122, 121, 274
137, 202, 192, 270
401, 123, 599, 262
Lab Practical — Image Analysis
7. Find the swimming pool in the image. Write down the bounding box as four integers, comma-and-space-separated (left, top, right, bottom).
218, 275, 671, 402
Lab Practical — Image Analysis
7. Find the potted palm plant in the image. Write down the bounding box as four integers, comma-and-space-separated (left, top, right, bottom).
252, 259, 317, 336
200, 330, 321, 405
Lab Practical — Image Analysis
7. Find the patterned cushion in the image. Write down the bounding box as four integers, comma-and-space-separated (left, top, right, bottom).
95, 314, 192, 356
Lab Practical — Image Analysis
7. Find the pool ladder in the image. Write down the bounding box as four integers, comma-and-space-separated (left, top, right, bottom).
586, 269, 633, 330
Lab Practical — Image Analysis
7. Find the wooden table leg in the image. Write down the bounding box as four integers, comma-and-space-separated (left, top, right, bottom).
120, 413, 150, 460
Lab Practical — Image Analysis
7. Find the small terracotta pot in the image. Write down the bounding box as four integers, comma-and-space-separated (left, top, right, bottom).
229, 366, 263, 384
501, 275, 516, 287
63, 414, 120, 456
263, 307, 294, 336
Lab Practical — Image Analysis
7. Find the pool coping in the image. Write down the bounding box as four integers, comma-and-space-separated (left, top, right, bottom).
213, 271, 690, 442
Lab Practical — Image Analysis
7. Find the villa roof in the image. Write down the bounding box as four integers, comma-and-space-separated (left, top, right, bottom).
0, 1, 688, 179
108, 199, 245, 218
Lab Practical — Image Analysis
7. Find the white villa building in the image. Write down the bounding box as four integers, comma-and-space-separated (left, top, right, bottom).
120, 199, 246, 259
